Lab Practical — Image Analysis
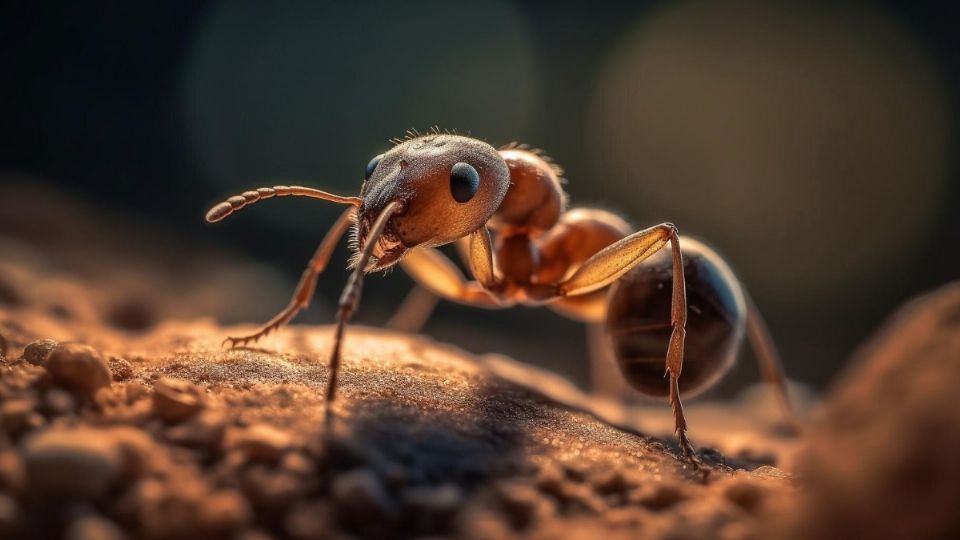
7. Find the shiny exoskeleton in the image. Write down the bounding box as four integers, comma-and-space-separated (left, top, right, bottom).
606, 239, 744, 399
205, 131, 798, 468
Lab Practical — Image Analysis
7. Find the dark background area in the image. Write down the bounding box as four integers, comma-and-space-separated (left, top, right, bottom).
1, 1, 957, 397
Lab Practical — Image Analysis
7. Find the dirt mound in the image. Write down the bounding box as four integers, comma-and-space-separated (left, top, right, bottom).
0, 301, 790, 539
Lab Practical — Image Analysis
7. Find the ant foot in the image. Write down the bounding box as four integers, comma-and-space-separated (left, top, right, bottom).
677, 434, 703, 471
222, 335, 254, 349
221, 329, 273, 349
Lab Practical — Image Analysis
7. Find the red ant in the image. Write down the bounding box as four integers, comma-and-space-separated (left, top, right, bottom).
206, 132, 798, 465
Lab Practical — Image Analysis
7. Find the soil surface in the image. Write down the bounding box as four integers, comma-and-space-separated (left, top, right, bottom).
776, 283, 960, 540
0, 270, 794, 540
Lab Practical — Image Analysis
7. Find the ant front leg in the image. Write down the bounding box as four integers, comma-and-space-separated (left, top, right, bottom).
397, 228, 505, 310
555, 223, 698, 466
386, 235, 483, 333
326, 201, 402, 403
223, 207, 355, 348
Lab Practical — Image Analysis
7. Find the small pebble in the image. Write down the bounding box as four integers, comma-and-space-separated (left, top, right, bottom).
606, 506, 650, 528
1, 399, 37, 437
109, 426, 158, 482
0, 494, 19, 537
316, 435, 370, 468
280, 452, 315, 477
285, 500, 332, 540
64, 515, 127, 540
23, 427, 123, 498
241, 468, 308, 510
403, 483, 462, 515
123, 477, 211, 539
535, 461, 566, 498
42, 388, 77, 416
165, 409, 227, 450
0, 451, 26, 495
456, 507, 514, 540
196, 489, 253, 537
123, 381, 149, 403
591, 469, 636, 496
107, 356, 134, 381
22, 338, 58, 366
230, 424, 294, 464
562, 458, 593, 482
496, 481, 551, 529
152, 377, 204, 424
555, 482, 606, 514
331, 468, 394, 520
720, 478, 769, 514
44, 343, 112, 399
665, 496, 747, 538
633, 482, 693, 511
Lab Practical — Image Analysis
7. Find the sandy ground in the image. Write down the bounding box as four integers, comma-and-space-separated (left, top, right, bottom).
0, 256, 799, 539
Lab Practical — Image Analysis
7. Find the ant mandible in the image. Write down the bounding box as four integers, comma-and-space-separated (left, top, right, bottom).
205, 131, 799, 466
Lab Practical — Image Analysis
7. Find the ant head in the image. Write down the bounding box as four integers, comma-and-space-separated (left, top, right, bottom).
356, 134, 510, 271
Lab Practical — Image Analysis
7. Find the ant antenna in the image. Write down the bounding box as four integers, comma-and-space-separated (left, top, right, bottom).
205, 185, 362, 223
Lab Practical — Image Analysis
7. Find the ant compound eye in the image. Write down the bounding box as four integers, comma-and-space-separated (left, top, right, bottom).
365, 154, 384, 180
450, 162, 480, 203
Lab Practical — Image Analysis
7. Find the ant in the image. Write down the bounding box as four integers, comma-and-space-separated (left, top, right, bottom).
205, 131, 799, 466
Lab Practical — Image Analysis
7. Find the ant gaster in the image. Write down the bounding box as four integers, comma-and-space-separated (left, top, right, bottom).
206, 132, 799, 466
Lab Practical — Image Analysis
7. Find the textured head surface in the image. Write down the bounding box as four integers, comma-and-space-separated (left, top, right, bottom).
356, 134, 510, 270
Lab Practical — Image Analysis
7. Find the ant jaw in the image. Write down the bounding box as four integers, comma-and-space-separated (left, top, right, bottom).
355, 201, 408, 272
349, 238, 405, 273
365, 238, 406, 272
353, 223, 406, 273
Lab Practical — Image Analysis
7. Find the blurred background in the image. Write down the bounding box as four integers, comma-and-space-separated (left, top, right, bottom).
0, 0, 957, 398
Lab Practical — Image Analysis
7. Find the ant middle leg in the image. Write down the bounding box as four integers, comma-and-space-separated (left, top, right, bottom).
587, 323, 632, 399
386, 236, 477, 333
224, 207, 355, 348
386, 286, 441, 333
545, 293, 630, 399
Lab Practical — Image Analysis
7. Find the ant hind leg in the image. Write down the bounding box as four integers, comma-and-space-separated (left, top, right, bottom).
743, 292, 803, 434
554, 223, 699, 467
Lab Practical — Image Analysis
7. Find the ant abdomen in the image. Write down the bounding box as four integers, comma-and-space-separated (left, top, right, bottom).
605, 237, 746, 399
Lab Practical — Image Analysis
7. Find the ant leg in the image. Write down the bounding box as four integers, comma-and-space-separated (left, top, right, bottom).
385, 230, 492, 333
464, 227, 497, 288
397, 231, 504, 309
223, 207, 355, 348
399, 249, 502, 307
586, 323, 630, 399
555, 223, 698, 466
386, 287, 440, 333
544, 295, 627, 398
326, 201, 402, 403
743, 291, 802, 433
